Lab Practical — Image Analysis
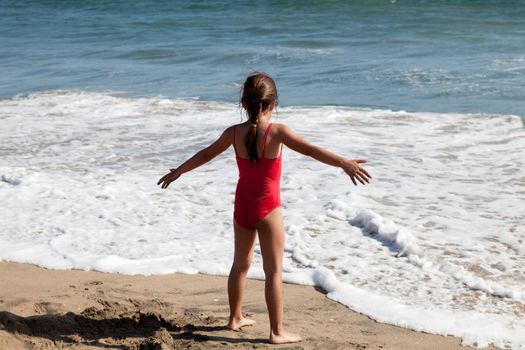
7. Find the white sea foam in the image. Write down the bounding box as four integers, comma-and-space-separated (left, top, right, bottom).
1, 91, 524, 349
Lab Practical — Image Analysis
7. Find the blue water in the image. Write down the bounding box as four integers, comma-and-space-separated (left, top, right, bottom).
1, 0, 524, 115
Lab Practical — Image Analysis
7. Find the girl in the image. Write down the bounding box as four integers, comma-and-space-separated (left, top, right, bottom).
157, 72, 371, 344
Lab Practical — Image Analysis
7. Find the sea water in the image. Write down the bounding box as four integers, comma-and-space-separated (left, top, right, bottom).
1, 1, 524, 349
2, 0, 525, 115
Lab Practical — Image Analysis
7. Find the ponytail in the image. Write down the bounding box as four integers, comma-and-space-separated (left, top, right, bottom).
245, 101, 262, 163
240, 73, 278, 164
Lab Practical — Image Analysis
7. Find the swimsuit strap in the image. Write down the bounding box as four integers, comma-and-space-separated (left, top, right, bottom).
232, 125, 238, 156
261, 123, 272, 158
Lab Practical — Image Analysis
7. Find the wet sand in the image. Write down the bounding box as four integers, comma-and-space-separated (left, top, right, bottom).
0, 261, 500, 350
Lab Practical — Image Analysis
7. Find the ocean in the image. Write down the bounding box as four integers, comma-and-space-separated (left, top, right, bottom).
1, 1, 524, 349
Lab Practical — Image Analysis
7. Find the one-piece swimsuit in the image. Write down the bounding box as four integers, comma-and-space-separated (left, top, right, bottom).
232, 123, 283, 230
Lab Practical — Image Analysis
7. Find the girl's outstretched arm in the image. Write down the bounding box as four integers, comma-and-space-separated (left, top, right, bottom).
157, 127, 232, 189
277, 124, 371, 186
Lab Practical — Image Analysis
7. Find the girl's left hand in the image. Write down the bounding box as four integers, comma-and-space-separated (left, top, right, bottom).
342, 159, 371, 186
157, 169, 181, 189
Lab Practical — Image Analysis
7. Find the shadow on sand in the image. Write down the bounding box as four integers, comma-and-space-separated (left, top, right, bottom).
0, 308, 267, 349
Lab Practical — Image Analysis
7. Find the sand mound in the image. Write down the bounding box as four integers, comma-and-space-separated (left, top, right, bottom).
0, 297, 226, 350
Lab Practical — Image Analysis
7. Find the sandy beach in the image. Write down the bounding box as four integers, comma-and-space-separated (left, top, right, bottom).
0, 261, 501, 350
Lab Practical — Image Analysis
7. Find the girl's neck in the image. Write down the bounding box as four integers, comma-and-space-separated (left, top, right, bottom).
256, 110, 273, 124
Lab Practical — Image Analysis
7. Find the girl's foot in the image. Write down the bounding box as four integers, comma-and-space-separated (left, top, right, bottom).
269, 330, 302, 344
227, 316, 256, 331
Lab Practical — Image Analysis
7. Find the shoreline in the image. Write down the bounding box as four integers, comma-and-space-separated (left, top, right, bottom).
0, 261, 501, 350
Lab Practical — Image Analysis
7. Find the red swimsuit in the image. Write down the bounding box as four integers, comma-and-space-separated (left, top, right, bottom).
233, 123, 283, 230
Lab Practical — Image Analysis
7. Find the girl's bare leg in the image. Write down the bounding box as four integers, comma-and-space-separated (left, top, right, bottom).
227, 219, 257, 330
256, 208, 302, 344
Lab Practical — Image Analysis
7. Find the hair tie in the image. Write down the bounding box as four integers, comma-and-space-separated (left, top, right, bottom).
250, 122, 257, 127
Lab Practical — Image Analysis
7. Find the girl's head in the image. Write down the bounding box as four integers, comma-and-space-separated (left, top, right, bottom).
240, 72, 278, 163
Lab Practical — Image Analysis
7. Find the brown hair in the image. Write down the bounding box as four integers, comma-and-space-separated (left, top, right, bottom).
240, 72, 278, 164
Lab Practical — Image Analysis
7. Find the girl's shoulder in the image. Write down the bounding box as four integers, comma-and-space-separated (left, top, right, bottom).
269, 122, 293, 135
226, 122, 247, 140
269, 122, 287, 131
226, 123, 244, 130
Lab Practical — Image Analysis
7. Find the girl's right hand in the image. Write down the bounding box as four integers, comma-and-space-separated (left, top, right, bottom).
157, 169, 181, 189
342, 159, 371, 186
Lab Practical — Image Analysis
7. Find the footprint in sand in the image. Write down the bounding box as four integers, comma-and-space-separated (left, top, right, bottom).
349, 342, 369, 350
360, 330, 375, 336
87, 280, 103, 286
33, 301, 62, 315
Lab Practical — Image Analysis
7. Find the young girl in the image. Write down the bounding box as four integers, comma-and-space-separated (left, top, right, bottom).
157, 72, 371, 344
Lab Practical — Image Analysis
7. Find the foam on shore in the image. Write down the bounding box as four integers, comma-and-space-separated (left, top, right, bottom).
1, 91, 524, 349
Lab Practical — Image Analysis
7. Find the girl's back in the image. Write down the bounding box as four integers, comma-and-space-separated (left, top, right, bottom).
232, 122, 282, 160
